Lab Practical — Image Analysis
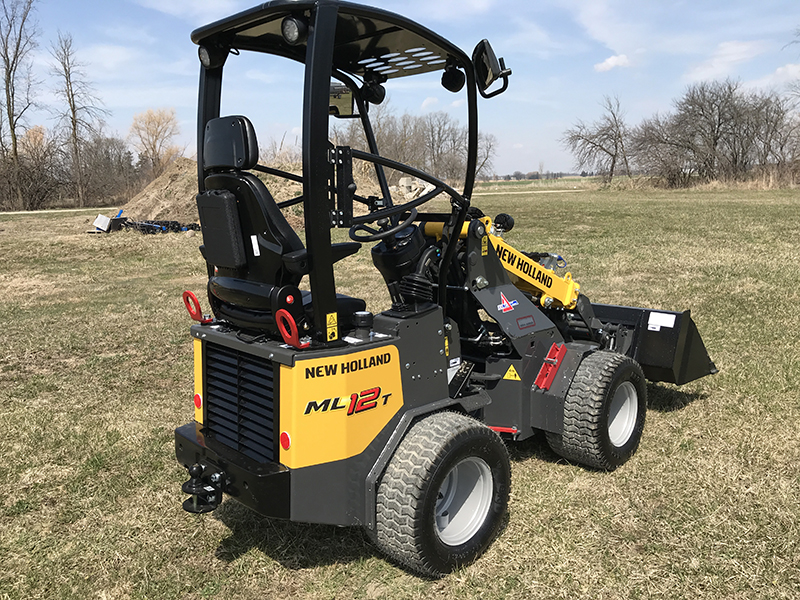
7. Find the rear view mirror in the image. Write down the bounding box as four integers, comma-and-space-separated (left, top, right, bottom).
330, 83, 355, 118
472, 40, 511, 99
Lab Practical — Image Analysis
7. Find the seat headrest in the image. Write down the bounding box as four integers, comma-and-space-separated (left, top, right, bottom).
203, 115, 259, 171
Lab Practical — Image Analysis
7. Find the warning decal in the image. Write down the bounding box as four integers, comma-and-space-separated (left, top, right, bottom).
326, 312, 338, 341
503, 365, 521, 381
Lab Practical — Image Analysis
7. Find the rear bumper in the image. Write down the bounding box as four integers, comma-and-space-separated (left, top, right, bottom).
175, 422, 290, 519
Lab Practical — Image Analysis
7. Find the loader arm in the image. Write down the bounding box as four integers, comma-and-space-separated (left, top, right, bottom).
423, 217, 581, 309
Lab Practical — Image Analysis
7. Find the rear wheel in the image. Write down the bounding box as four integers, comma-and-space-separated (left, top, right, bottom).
546, 351, 647, 470
374, 412, 510, 577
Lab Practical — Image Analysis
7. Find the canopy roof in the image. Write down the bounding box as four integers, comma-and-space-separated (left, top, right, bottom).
191, 0, 471, 80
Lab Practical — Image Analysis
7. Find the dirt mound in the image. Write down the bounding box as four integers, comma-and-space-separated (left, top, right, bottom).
121, 157, 386, 230
122, 158, 200, 223
122, 158, 306, 229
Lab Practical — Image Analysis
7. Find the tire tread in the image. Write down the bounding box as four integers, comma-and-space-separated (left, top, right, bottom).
546, 351, 645, 470
375, 412, 507, 576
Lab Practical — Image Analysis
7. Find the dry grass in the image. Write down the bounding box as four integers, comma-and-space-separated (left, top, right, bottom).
1, 188, 799, 599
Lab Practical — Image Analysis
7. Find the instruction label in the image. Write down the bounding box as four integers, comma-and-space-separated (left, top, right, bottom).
647, 312, 676, 332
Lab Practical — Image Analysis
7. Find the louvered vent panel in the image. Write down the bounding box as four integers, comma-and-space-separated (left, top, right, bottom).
204, 342, 275, 463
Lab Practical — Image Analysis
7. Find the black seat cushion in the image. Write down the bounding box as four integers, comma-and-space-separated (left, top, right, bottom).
209, 290, 365, 333
302, 291, 366, 330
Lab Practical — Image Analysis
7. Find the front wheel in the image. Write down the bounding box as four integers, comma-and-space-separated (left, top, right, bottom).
546, 351, 647, 470
374, 412, 510, 577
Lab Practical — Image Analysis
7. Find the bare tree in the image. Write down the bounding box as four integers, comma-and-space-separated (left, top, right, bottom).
632, 80, 799, 187
129, 107, 181, 179
15, 124, 60, 210
562, 95, 631, 184
631, 113, 695, 187
0, 0, 38, 208
82, 128, 141, 203
49, 31, 107, 207
332, 99, 495, 187
475, 131, 497, 180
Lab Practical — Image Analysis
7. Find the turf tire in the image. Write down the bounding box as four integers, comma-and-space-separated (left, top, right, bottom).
546, 350, 647, 470
374, 412, 510, 577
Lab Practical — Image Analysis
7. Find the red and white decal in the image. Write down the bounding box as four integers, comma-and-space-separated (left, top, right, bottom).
497, 292, 519, 313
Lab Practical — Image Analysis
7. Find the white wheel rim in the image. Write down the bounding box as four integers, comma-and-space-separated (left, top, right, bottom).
434, 457, 493, 546
607, 381, 638, 447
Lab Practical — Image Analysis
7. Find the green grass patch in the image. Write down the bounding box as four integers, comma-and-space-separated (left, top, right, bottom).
1, 189, 799, 599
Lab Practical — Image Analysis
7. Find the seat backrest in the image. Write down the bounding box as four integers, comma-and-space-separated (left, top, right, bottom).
197, 115, 304, 291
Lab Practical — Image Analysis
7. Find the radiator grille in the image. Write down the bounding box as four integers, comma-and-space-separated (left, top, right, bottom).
204, 342, 275, 463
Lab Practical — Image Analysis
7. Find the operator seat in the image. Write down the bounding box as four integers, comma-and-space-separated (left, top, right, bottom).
196, 115, 364, 333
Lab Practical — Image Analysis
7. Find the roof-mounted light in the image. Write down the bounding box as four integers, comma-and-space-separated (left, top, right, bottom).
361, 81, 386, 105
441, 64, 465, 93
198, 44, 228, 69
281, 16, 308, 46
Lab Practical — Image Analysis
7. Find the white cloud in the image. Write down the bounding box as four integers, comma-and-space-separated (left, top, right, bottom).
746, 63, 800, 91
421, 96, 439, 110
246, 69, 278, 84
505, 18, 567, 58
594, 54, 630, 72
134, 0, 244, 24
377, 0, 497, 21
101, 25, 157, 46
685, 40, 768, 82
83, 44, 141, 79
567, 0, 705, 58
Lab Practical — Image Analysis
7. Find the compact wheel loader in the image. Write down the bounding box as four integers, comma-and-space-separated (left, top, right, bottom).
175, 0, 716, 577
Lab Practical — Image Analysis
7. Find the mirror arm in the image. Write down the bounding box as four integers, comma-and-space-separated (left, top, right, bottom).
479, 57, 511, 99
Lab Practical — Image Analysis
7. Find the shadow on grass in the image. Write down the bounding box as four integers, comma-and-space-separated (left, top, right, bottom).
506, 384, 705, 466
647, 383, 705, 412
506, 430, 562, 465
212, 499, 377, 570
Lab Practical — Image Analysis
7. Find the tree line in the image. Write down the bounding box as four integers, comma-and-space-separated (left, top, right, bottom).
563, 80, 800, 187
332, 101, 497, 186
0, 0, 181, 211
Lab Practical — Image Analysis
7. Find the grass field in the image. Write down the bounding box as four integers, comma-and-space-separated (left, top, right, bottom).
1, 187, 799, 599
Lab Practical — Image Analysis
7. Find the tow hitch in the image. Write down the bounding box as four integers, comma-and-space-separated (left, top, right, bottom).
181, 463, 223, 514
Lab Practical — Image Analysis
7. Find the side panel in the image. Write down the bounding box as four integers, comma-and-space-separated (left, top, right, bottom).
279, 345, 404, 469
193, 338, 204, 424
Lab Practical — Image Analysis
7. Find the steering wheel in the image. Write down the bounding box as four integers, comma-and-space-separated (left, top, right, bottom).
349, 208, 418, 242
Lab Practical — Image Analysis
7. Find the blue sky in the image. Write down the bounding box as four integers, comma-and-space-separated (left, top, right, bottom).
27, 0, 800, 174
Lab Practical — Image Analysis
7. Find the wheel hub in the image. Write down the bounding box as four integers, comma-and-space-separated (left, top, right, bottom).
607, 381, 638, 447
434, 456, 493, 546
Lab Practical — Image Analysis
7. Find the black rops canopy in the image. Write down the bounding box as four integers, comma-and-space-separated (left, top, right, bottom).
191, 0, 472, 80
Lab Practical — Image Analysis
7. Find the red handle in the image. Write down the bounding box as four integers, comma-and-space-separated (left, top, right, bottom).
182, 291, 212, 324
276, 309, 309, 349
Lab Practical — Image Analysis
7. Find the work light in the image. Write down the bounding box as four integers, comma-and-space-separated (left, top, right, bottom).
282, 16, 308, 46
198, 45, 228, 69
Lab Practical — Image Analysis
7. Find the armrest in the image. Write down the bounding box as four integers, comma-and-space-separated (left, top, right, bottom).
283, 248, 311, 275
331, 242, 361, 263
283, 243, 360, 276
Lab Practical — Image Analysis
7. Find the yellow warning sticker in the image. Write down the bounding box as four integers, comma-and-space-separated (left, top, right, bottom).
503, 365, 521, 381
481, 235, 488, 256
326, 312, 338, 341
444, 336, 450, 357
